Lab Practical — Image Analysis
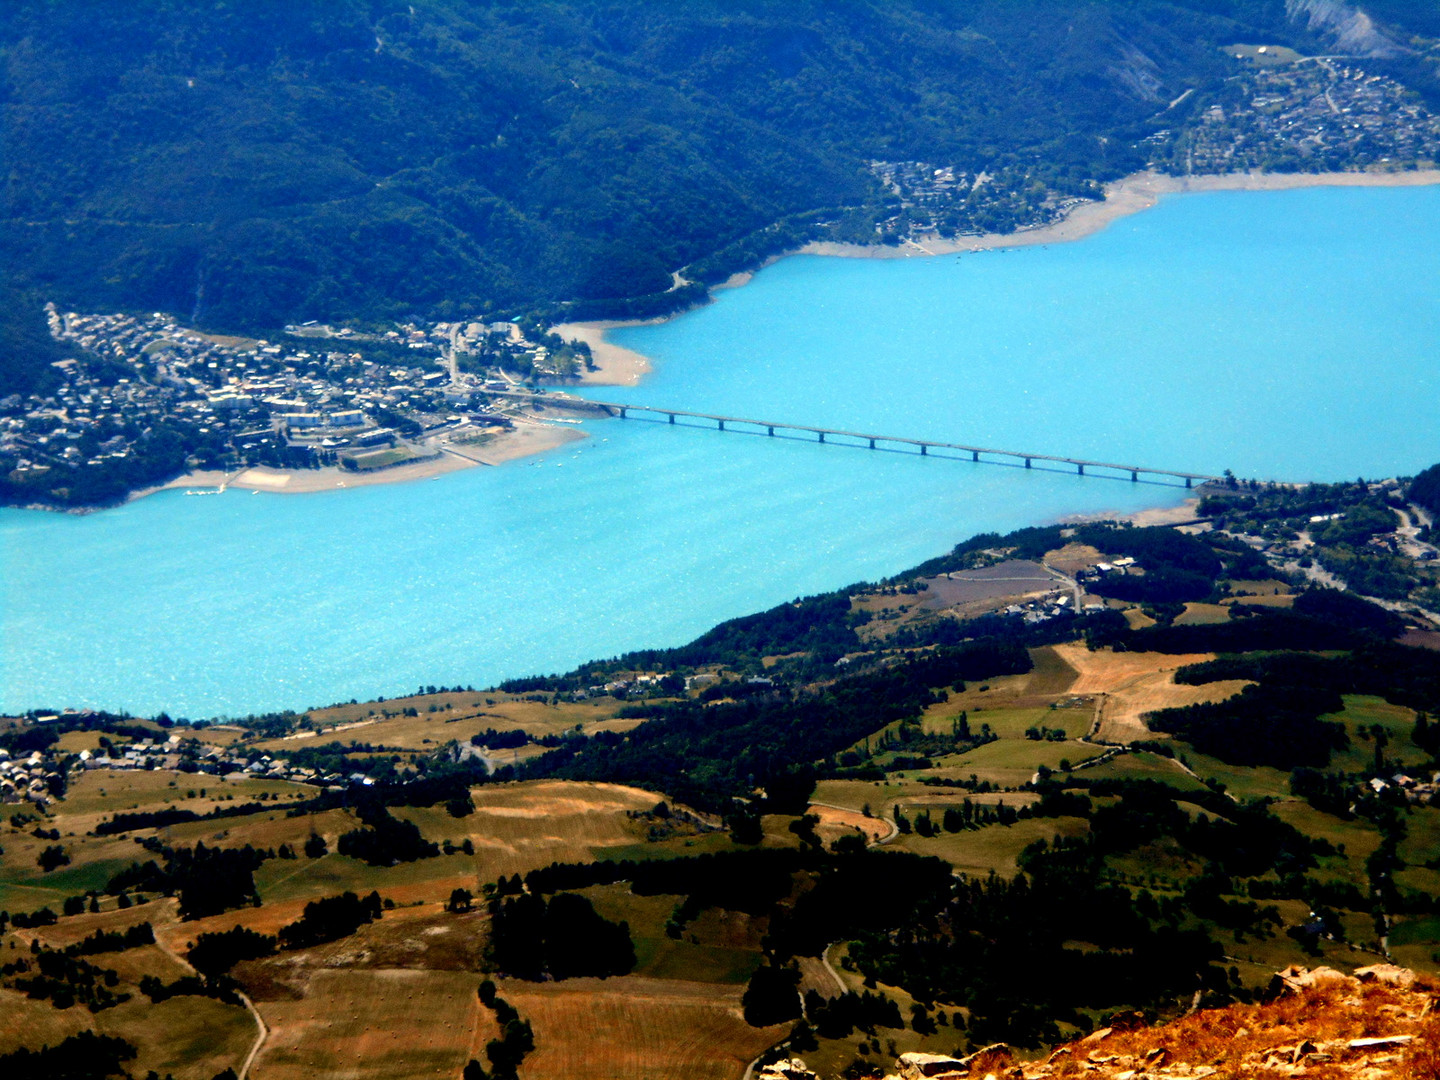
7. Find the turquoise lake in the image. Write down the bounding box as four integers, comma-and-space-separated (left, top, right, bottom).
3, 185, 1437, 717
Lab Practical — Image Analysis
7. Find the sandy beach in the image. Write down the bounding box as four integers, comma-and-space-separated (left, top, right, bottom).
1059, 497, 1207, 530
132, 421, 585, 502
551, 320, 656, 385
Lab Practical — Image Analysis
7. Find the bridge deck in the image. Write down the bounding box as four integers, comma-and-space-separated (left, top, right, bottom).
484, 389, 1223, 486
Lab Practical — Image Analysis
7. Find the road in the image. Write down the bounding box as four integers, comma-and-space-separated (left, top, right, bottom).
819, 943, 849, 996
151, 901, 269, 1080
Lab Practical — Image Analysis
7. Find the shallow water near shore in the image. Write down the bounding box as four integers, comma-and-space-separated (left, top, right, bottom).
4, 185, 1438, 717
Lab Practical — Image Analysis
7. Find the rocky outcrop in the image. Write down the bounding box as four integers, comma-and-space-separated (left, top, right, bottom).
883, 965, 1439, 1080
757, 1059, 820, 1080
1286, 0, 1411, 59
896, 1051, 970, 1078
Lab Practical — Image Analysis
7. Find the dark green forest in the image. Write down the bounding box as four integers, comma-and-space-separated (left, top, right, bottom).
11, 0, 1440, 395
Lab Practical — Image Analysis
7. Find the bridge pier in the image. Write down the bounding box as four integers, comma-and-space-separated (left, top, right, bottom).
972, 450, 979, 462
818, 431, 825, 443
868, 438, 875, 449
1077, 463, 1084, 476
668, 413, 675, 424
920, 444, 927, 456
1025, 458, 1032, 469
718, 419, 725, 431
1130, 470, 1138, 483
618, 407, 627, 419
1185, 477, 1193, 488
767, 426, 774, 436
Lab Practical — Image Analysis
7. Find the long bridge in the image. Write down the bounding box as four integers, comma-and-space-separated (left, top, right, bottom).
483, 389, 1223, 488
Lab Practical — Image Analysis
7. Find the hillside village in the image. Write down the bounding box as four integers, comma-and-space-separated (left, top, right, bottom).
852, 50, 1440, 251
1158, 53, 1440, 175
0, 307, 594, 506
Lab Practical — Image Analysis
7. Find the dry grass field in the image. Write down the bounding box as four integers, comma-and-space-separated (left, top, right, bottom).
0, 983, 255, 1080
268, 693, 640, 753
251, 968, 491, 1080
1097, 674, 1252, 744
1049, 644, 1248, 743
1051, 644, 1214, 695
458, 780, 661, 874
165, 780, 665, 913
500, 975, 786, 1080
53, 769, 311, 834
0, 896, 257, 1080
167, 806, 359, 854
808, 803, 891, 845
1172, 602, 1232, 626
105, 994, 257, 1080
1042, 542, 1105, 576
1123, 607, 1158, 630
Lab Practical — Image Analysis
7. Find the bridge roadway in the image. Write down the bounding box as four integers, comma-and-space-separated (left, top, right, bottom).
484, 389, 1222, 488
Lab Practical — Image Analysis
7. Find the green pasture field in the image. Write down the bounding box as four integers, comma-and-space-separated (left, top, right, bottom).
922, 704, 1090, 741
1106, 836, 1201, 886
923, 739, 1107, 789
1325, 695, 1427, 773
1179, 750, 1292, 800
1073, 750, 1210, 790
581, 883, 765, 985
1397, 806, 1440, 867
1025, 645, 1082, 695
892, 815, 1089, 877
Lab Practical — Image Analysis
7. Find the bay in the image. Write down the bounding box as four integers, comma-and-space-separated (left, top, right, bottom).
2, 185, 1437, 717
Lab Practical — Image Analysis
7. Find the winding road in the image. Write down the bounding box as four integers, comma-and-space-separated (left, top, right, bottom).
152, 903, 269, 1080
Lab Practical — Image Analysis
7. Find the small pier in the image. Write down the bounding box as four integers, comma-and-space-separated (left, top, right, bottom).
485, 390, 1223, 488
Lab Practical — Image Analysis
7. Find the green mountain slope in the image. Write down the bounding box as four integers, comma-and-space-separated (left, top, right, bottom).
3, 0, 1440, 396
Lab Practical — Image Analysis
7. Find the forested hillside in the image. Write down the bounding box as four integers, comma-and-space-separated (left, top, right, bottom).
4, 0, 1440, 395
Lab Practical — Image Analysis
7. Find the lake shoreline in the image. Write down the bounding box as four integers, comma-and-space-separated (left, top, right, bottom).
800, 167, 1440, 259
26, 167, 1438, 517
562, 166, 1440, 362
53, 421, 588, 512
